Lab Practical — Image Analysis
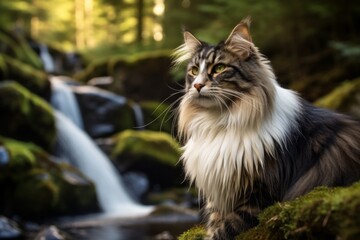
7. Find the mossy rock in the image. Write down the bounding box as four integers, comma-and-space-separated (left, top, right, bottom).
178, 181, 360, 240
0, 81, 55, 151
75, 50, 178, 102
0, 136, 99, 218
140, 101, 174, 134
0, 54, 50, 100
314, 78, 360, 118
0, 29, 43, 70
111, 130, 183, 189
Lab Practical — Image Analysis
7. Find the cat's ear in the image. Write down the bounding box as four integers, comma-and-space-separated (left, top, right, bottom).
225, 17, 253, 59
173, 31, 202, 65
183, 31, 202, 55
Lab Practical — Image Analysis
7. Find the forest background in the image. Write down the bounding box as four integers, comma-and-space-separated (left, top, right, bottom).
1, 0, 360, 100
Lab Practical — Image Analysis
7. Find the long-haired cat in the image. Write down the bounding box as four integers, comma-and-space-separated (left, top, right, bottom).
173, 18, 360, 240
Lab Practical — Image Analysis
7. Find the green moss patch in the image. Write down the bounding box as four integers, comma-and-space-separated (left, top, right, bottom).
0, 81, 55, 151
0, 136, 99, 218
112, 130, 183, 189
0, 54, 50, 99
112, 129, 181, 166
178, 182, 360, 240
314, 78, 360, 117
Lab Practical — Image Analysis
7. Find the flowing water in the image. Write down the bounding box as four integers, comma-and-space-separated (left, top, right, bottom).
49, 77, 197, 239
53, 111, 154, 216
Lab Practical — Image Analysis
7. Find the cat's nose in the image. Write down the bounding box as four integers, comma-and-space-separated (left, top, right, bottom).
194, 83, 205, 92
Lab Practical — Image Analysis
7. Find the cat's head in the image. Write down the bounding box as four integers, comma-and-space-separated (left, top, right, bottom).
174, 18, 276, 114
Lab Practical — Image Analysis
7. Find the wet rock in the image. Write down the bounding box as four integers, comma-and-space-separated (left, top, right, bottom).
73, 85, 136, 138
0, 146, 9, 166
155, 231, 174, 240
123, 172, 150, 200
0, 216, 23, 240
0, 55, 50, 100
74, 50, 178, 102
0, 136, 99, 218
0, 81, 55, 151
111, 130, 183, 191
0, 30, 50, 100
34, 226, 70, 240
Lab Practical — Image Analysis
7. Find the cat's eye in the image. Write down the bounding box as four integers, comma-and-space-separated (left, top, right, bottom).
190, 66, 199, 75
213, 64, 226, 74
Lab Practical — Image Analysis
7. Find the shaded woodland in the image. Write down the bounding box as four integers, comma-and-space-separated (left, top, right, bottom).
0, 0, 360, 239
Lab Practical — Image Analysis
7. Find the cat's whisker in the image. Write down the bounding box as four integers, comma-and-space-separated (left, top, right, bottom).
134, 91, 185, 130
210, 88, 261, 113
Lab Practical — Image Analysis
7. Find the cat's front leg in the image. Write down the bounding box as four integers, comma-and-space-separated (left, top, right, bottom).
204, 202, 259, 240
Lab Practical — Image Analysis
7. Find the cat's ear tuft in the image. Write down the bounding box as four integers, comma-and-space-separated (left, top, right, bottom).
172, 31, 202, 66
225, 17, 253, 60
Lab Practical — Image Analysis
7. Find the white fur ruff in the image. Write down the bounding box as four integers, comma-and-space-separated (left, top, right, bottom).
180, 85, 300, 215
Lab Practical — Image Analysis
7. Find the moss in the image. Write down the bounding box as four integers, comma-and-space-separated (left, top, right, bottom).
140, 101, 174, 134
0, 136, 39, 175
0, 136, 99, 218
178, 226, 206, 240
314, 78, 360, 117
74, 50, 172, 83
111, 130, 183, 189
112, 130, 181, 166
13, 168, 60, 217
179, 182, 360, 240
0, 81, 55, 151
0, 54, 50, 99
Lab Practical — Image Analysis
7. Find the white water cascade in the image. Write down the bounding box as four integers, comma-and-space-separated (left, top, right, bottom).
51, 78, 153, 217
39, 44, 55, 73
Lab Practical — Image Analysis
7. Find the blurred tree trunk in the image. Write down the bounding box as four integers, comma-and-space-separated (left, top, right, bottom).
136, 0, 144, 43
75, 0, 85, 48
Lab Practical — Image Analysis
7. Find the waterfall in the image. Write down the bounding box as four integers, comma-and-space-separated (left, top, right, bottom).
51, 78, 153, 217
39, 44, 55, 73
51, 76, 84, 129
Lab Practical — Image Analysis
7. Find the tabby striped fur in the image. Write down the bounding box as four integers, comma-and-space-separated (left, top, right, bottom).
174, 18, 360, 240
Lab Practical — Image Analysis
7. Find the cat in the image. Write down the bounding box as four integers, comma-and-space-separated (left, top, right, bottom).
173, 17, 360, 240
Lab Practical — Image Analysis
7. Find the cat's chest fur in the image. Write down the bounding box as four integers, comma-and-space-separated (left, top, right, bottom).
180, 87, 300, 214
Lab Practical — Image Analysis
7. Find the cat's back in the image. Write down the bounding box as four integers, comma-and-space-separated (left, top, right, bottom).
279, 101, 360, 200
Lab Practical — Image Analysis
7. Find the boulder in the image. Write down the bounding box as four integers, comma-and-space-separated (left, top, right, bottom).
178, 181, 360, 240
0, 81, 55, 151
34, 225, 71, 240
73, 85, 137, 138
74, 50, 179, 103
111, 130, 183, 190
0, 136, 99, 218
0, 55, 50, 100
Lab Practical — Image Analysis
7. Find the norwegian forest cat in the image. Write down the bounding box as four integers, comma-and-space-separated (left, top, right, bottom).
173, 18, 360, 239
